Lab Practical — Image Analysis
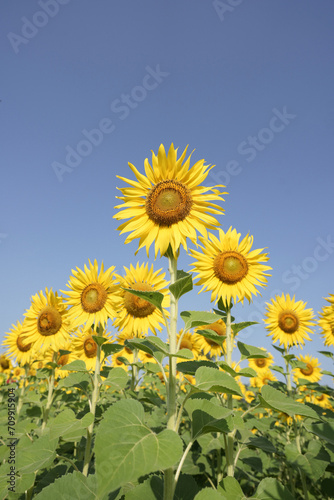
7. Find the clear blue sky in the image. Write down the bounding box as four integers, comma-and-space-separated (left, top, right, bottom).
1, 0, 333, 384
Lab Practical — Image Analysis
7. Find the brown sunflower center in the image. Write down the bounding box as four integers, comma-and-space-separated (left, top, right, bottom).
83, 337, 98, 358
81, 283, 108, 313
146, 180, 192, 226
58, 354, 69, 367
278, 312, 299, 334
316, 394, 325, 402
37, 306, 62, 336
124, 282, 156, 318
16, 334, 32, 352
262, 377, 270, 385
180, 338, 193, 350
300, 363, 314, 376
213, 251, 248, 284
255, 358, 267, 368
199, 321, 226, 347
0, 358, 10, 370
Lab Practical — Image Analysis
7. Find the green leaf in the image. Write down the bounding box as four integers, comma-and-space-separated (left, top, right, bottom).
16, 434, 58, 474
122, 288, 164, 311
61, 360, 89, 372
102, 343, 124, 357
231, 321, 258, 335
177, 360, 218, 375
271, 365, 285, 375
92, 335, 109, 347
94, 399, 183, 497
35, 367, 53, 379
194, 489, 225, 499
169, 271, 193, 300
305, 440, 331, 481
185, 393, 232, 421
246, 436, 277, 454
125, 338, 164, 363
49, 408, 94, 442
195, 367, 243, 396
318, 350, 334, 359
125, 474, 199, 500
237, 342, 269, 360
259, 386, 319, 419
57, 371, 91, 392
272, 345, 285, 355
217, 298, 233, 312
180, 311, 222, 331
102, 367, 129, 391
219, 476, 246, 500
238, 367, 258, 378
253, 477, 294, 500
171, 348, 194, 360
195, 329, 226, 346
33, 471, 96, 500
304, 421, 334, 445
322, 369, 334, 377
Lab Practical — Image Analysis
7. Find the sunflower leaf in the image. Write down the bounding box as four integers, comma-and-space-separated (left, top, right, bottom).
237, 341, 269, 360
259, 386, 319, 418
102, 367, 129, 391
92, 335, 109, 347
238, 367, 258, 378
272, 345, 285, 354
318, 350, 334, 359
195, 329, 226, 346
102, 343, 124, 357
60, 360, 89, 372
125, 338, 164, 363
232, 321, 258, 335
169, 271, 193, 300
194, 367, 243, 396
122, 288, 164, 312
181, 311, 222, 331
170, 348, 194, 359
177, 360, 218, 375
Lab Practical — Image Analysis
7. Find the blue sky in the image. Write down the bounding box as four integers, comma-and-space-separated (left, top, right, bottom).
1, 0, 334, 383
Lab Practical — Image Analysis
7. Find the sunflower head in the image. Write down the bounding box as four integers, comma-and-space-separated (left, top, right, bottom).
2, 319, 35, 366
190, 227, 271, 305
71, 327, 111, 371
318, 294, 334, 347
114, 143, 227, 257
293, 354, 322, 384
248, 349, 274, 373
264, 293, 315, 349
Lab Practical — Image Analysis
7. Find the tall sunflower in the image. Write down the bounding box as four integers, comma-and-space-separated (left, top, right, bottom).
248, 349, 274, 374
113, 262, 170, 336
190, 227, 271, 305
264, 293, 315, 349
293, 354, 322, 384
318, 294, 334, 347
24, 288, 72, 353
71, 327, 111, 371
114, 143, 227, 257
2, 319, 35, 366
62, 259, 118, 330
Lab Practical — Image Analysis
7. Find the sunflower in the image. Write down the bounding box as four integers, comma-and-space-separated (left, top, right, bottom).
250, 370, 277, 388
24, 288, 72, 354
318, 295, 334, 347
114, 143, 227, 258
113, 262, 170, 336
248, 349, 274, 374
264, 293, 315, 349
71, 327, 111, 371
0, 355, 13, 374
313, 392, 333, 410
293, 354, 322, 384
44, 341, 75, 378
62, 259, 118, 330
190, 227, 271, 305
176, 330, 202, 360
195, 319, 228, 358
2, 319, 35, 366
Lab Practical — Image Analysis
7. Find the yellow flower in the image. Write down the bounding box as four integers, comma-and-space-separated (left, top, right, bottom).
190, 227, 271, 305
250, 370, 277, 388
293, 354, 322, 384
0, 355, 13, 374
176, 330, 202, 360
318, 294, 334, 347
2, 319, 35, 366
113, 262, 169, 336
195, 319, 228, 358
24, 288, 72, 354
264, 293, 315, 349
62, 259, 118, 330
114, 143, 227, 257
248, 349, 274, 374
44, 341, 75, 378
71, 327, 111, 371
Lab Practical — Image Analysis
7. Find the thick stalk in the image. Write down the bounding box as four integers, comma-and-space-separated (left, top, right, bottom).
163, 253, 178, 500
41, 355, 56, 432
225, 304, 234, 477
82, 335, 102, 476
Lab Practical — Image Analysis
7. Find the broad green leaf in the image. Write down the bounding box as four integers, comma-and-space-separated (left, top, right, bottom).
122, 288, 164, 311
171, 348, 194, 360
16, 434, 58, 474
0, 466, 35, 498
57, 371, 91, 391
146, 336, 170, 354
231, 321, 258, 335
271, 365, 285, 375
35, 367, 52, 379
102, 343, 124, 357
238, 367, 258, 378
195, 329, 226, 346
92, 335, 109, 347
318, 350, 334, 359
253, 477, 294, 500
304, 421, 334, 445
246, 436, 277, 454
322, 369, 334, 377
102, 367, 129, 391
177, 360, 218, 375
169, 271, 193, 300
237, 342, 269, 359
259, 386, 319, 419
61, 360, 89, 372
194, 488, 225, 499
94, 399, 183, 497
34, 471, 96, 500
125, 338, 164, 363
195, 367, 243, 396
305, 440, 331, 481
217, 298, 233, 312
272, 345, 285, 355
219, 476, 246, 500
191, 409, 233, 438
185, 393, 232, 420
48, 408, 94, 442
180, 311, 222, 331
125, 474, 199, 500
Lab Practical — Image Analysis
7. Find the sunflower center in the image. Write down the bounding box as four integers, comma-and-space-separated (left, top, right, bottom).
16, 334, 32, 352
262, 377, 270, 385
0, 358, 10, 370
37, 306, 62, 336
83, 337, 98, 358
180, 338, 193, 350
213, 251, 248, 284
316, 394, 325, 402
300, 363, 314, 376
58, 354, 69, 366
81, 283, 108, 313
199, 321, 226, 347
278, 312, 299, 333
255, 358, 266, 368
146, 180, 192, 226
124, 282, 156, 318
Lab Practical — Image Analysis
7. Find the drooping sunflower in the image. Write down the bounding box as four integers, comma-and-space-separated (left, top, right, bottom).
114, 143, 227, 258
195, 319, 228, 358
248, 349, 274, 374
24, 288, 72, 354
71, 327, 111, 371
62, 259, 118, 330
113, 262, 170, 336
293, 354, 322, 384
264, 293, 315, 349
318, 294, 334, 347
2, 319, 35, 366
190, 227, 271, 305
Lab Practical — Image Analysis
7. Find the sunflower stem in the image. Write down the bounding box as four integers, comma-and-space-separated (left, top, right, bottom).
225, 304, 235, 478
163, 252, 178, 500
82, 325, 103, 477
130, 348, 139, 391
17, 364, 29, 417
41, 354, 56, 433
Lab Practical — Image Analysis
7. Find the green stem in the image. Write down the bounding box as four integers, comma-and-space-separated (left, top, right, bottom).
17, 364, 29, 417
82, 328, 103, 477
130, 348, 139, 391
164, 252, 178, 500
41, 355, 56, 433
225, 304, 234, 477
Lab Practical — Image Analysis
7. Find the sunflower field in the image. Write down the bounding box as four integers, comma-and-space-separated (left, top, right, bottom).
1, 144, 334, 499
